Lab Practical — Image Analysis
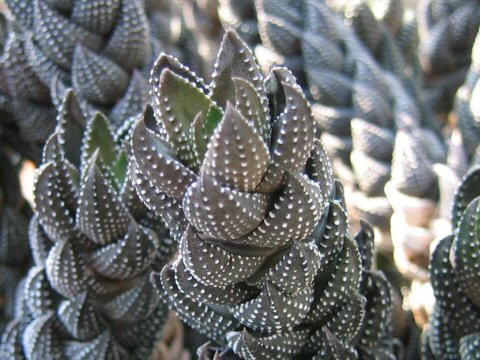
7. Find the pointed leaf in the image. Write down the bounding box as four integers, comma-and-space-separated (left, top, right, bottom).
155, 266, 239, 344
32, 0, 103, 69
358, 271, 394, 348
244, 173, 323, 247
72, 45, 129, 106
351, 118, 395, 161
70, 0, 121, 36
180, 226, 265, 286
24, 266, 55, 317
81, 112, 117, 171
77, 153, 130, 245
131, 114, 197, 200
34, 163, 76, 240
312, 327, 357, 360
29, 216, 53, 267
57, 292, 105, 341
354, 221, 375, 272
326, 293, 366, 343
101, 0, 150, 70
183, 175, 268, 240
23, 312, 62, 360
305, 139, 334, 204
391, 131, 437, 198
84, 222, 159, 280
189, 105, 223, 164
202, 103, 269, 191
316, 201, 348, 267
267, 241, 322, 293
431, 235, 480, 339
153, 69, 215, 168
56, 90, 87, 168
103, 277, 159, 322
308, 236, 362, 322
211, 31, 267, 109
233, 283, 313, 333
174, 259, 257, 307
452, 167, 480, 229
233, 77, 270, 144
226, 328, 309, 359
150, 53, 208, 96
46, 239, 90, 298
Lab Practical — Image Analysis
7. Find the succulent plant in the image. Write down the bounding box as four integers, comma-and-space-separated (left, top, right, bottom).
0, 143, 30, 335
387, 127, 454, 276
0, 13, 55, 162
178, 0, 260, 80
4, 0, 161, 131
255, 0, 396, 223
144, 0, 182, 47
418, 0, 480, 116
328, 0, 420, 79
257, 0, 449, 237
423, 166, 480, 359
454, 28, 480, 168
217, 0, 259, 46
130, 30, 396, 359
178, 0, 224, 78
0, 90, 175, 359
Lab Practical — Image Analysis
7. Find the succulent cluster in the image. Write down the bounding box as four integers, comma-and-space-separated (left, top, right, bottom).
129, 30, 396, 359
418, 0, 480, 115
423, 167, 480, 359
0, 0, 479, 359
0, 91, 175, 359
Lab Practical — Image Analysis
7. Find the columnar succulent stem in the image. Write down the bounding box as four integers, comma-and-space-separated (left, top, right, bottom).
424, 167, 480, 359
130, 30, 396, 359
418, 0, 480, 116
0, 90, 175, 360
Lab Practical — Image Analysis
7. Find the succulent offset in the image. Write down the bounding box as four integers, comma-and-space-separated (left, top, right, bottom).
418, 0, 480, 116
0, 90, 175, 360
130, 30, 396, 359
423, 167, 480, 359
